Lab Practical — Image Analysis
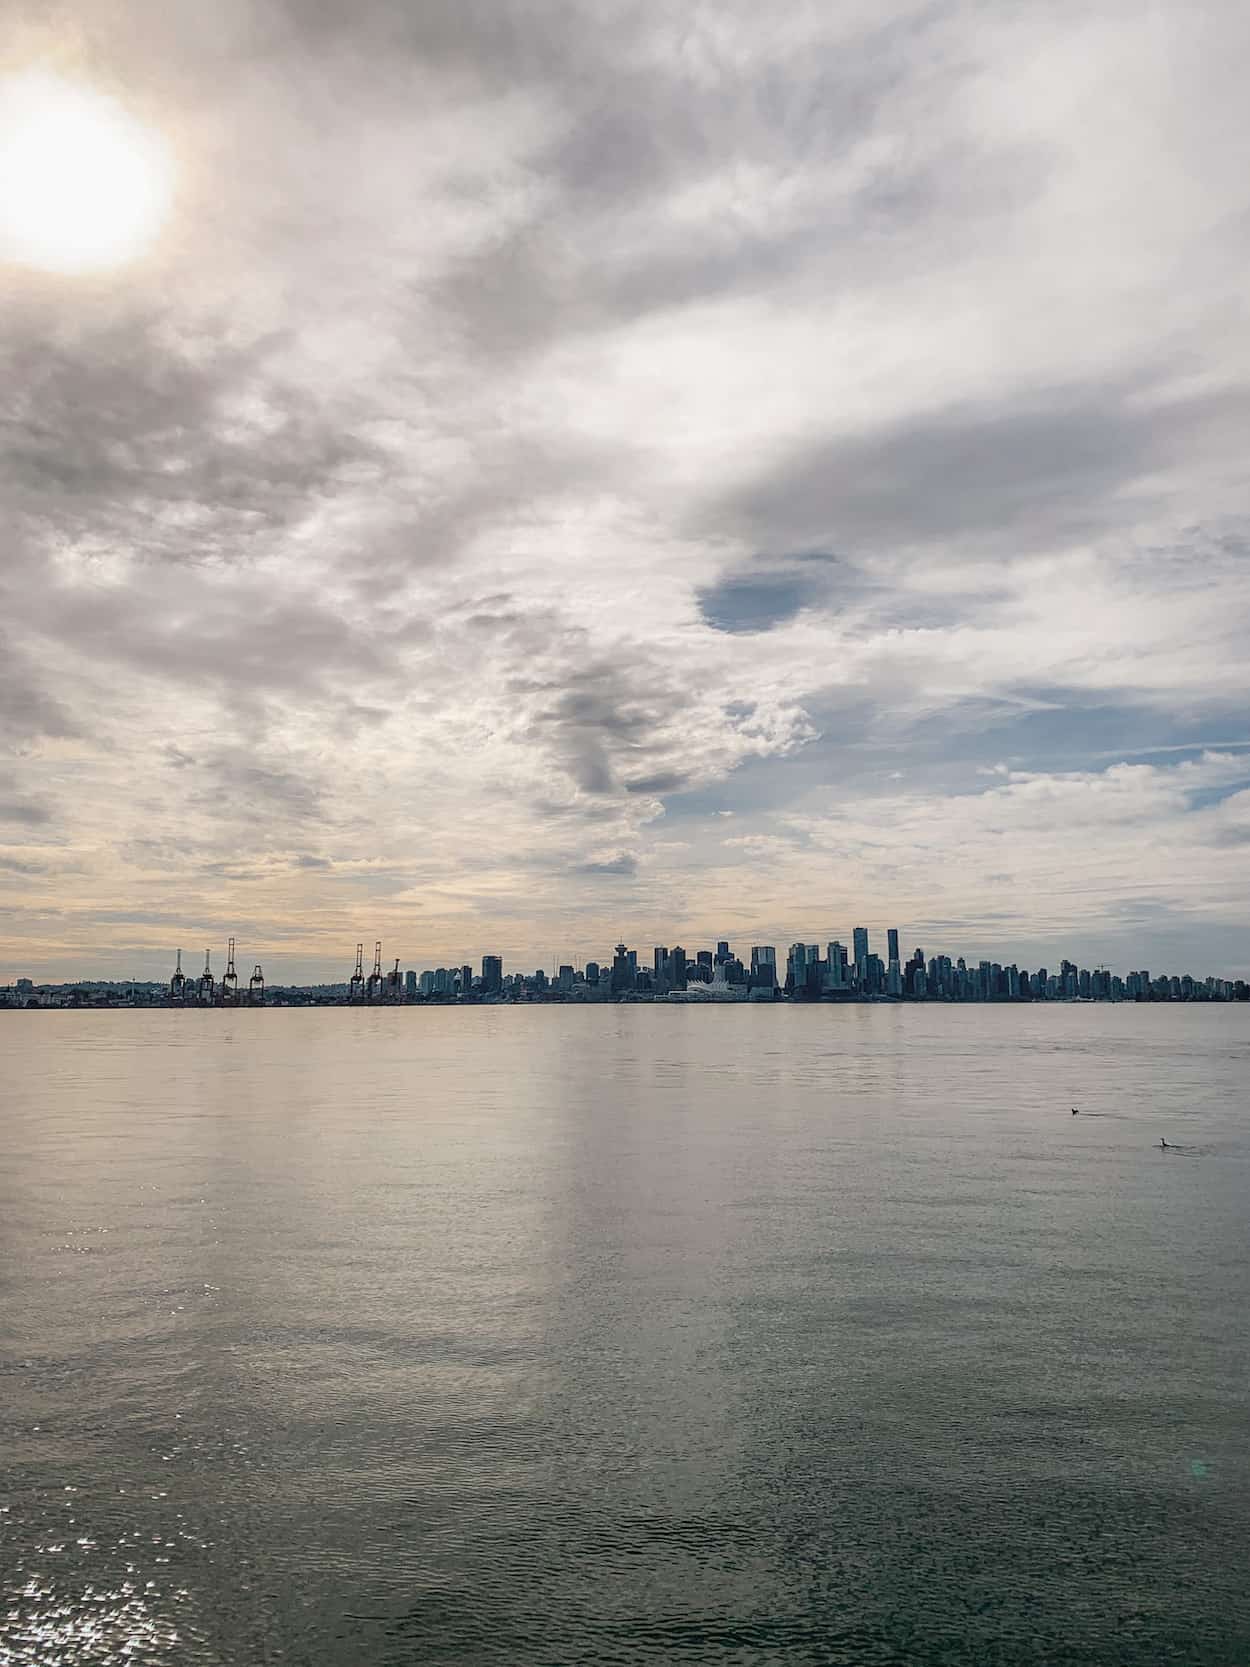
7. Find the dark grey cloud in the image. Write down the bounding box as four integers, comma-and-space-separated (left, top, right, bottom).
2, 313, 388, 563
516, 661, 682, 797
426, 6, 1012, 358
0, 796, 53, 827
2, 558, 414, 753
574, 852, 638, 876
715, 376, 1250, 556
625, 770, 690, 796
187, 748, 325, 823
0, 633, 79, 745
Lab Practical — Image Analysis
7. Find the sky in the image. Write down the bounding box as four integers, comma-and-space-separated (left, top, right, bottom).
2, 0, 1249, 984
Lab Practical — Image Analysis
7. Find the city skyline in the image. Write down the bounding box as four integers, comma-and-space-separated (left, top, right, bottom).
4, 918, 1246, 1003
3, 1, 1250, 980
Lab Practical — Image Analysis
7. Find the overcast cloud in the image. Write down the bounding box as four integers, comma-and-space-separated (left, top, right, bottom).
2, 0, 1249, 980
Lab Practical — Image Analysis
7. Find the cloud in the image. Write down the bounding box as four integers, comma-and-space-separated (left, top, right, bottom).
718, 376, 1250, 558
0, 853, 48, 874
1, 0, 1248, 979
0, 769, 54, 827
574, 852, 638, 877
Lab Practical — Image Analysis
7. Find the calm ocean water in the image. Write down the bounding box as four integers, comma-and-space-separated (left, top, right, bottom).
1, 1005, 1248, 1666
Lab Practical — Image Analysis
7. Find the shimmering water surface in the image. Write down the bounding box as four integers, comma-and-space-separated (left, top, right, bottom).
2, 1005, 1248, 1665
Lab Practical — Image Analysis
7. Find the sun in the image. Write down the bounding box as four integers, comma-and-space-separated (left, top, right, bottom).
0, 71, 173, 274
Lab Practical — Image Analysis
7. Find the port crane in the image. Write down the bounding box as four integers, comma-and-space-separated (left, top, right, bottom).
248, 965, 265, 1005
365, 941, 384, 1002
349, 943, 365, 1003
170, 948, 186, 1001
198, 950, 215, 1004
221, 937, 239, 1004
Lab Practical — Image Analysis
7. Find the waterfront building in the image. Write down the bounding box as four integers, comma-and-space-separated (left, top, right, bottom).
611, 944, 636, 993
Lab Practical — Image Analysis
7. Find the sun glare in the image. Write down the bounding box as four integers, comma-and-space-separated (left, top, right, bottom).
0, 72, 172, 274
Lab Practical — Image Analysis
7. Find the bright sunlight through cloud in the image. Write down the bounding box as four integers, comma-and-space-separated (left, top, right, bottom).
0, 71, 172, 273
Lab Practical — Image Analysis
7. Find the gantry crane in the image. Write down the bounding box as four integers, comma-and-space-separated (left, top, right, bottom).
198, 950, 215, 1004
221, 937, 239, 1004
349, 943, 365, 1003
249, 965, 265, 1005
170, 948, 186, 1001
366, 940, 384, 1002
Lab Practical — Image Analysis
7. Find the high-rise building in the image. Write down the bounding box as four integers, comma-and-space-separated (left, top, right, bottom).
404, 969, 418, 997
716, 940, 731, 965
611, 944, 635, 993
826, 942, 848, 989
853, 926, 870, 970
482, 955, 503, 993
671, 946, 687, 990
750, 946, 777, 989
887, 928, 900, 964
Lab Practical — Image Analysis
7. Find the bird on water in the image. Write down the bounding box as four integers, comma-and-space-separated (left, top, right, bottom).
1159, 1138, 1169, 1149
1071, 1107, 1080, 1115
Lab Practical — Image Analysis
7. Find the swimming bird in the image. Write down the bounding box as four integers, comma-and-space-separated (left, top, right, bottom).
1159, 1138, 1169, 1149
1071, 1107, 1080, 1115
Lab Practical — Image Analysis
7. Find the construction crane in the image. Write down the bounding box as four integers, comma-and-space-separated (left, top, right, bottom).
366, 940, 384, 1002
198, 950, 215, 1004
386, 957, 402, 1001
221, 937, 239, 1004
170, 948, 186, 1001
249, 965, 265, 1005
349, 943, 365, 1003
